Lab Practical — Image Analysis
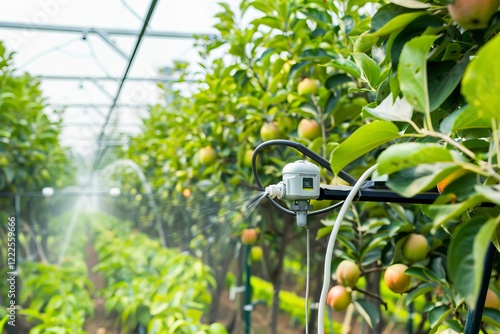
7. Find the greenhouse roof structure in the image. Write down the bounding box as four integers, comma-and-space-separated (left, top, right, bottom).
0, 0, 229, 167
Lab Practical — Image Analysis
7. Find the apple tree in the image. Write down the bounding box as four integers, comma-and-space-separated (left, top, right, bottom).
118, 0, 388, 331
319, 0, 500, 332
118, 0, 500, 332
0, 41, 73, 194
0, 42, 74, 265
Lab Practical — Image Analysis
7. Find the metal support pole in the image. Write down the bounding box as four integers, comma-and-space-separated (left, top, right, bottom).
464, 243, 497, 333
6, 194, 20, 334
92, 29, 128, 59
408, 302, 414, 334
243, 245, 252, 334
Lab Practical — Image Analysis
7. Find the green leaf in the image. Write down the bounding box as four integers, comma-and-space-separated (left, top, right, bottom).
447, 216, 489, 309
0, 316, 8, 332
168, 319, 189, 334
353, 299, 380, 329
428, 53, 470, 111
391, 0, 432, 8
325, 74, 352, 90
405, 283, 435, 306
248, 0, 273, 14
370, 10, 426, 36
353, 53, 381, 88
462, 34, 500, 118
423, 193, 487, 230
353, 33, 379, 53
428, 305, 453, 333
364, 93, 413, 122
440, 105, 492, 134
472, 218, 498, 306
405, 266, 441, 284
330, 121, 401, 174
289, 60, 312, 80
386, 162, 461, 198
482, 308, 500, 328
251, 16, 282, 30
398, 35, 438, 113
475, 185, 500, 205
316, 226, 333, 240
329, 59, 360, 78
377, 143, 455, 175
390, 15, 444, 68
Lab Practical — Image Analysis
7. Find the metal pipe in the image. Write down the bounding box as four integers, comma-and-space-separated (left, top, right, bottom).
319, 184, 440, 204
92, 28, 128, 59
0, 20, 217, 39
243, 245, 252, 334
93, 0, 159, 170
464, 243, 497, 334
38, 75, 183, 82
49, 103, 148, 108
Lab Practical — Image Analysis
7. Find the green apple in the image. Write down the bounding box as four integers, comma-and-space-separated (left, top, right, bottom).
250, 246, 263, 262
402, 233, 429, 262
243, 149, 254, 168
260, 122, 281, 141
199, 146, 217, 165
336, 260, 361, 288
297, 78, 319, 96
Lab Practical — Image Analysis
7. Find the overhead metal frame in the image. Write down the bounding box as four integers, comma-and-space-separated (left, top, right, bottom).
0, 3, 217, 168
92, 0, 160, 170
38, 75, 190, 82
0, 21, 218, 40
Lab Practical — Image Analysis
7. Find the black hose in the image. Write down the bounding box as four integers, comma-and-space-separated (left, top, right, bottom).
251, 140, 351, 216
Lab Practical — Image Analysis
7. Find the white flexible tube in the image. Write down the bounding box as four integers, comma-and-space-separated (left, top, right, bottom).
317, 164, 379, 333
305, 227, 310, 334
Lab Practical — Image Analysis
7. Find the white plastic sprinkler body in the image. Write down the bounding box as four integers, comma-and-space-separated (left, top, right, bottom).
264, 160, 320, 227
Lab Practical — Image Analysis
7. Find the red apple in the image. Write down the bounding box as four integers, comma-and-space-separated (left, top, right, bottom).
448, 0, 500, 30
182, 188, 192, 198
485, 289, 500, 309
241, 228, 258, 245
326, 285, 352, 311
384, 264, 411, 294
297, 119, 321, 140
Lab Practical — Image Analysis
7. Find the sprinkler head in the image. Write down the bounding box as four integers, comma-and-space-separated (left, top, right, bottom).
265, 160, 320, 227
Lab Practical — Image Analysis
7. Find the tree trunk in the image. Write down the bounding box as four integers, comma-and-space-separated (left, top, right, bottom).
308, 259, 324, 333
208, 250, 233, 323
366, 269, 384, 334
268, 215, 292, 334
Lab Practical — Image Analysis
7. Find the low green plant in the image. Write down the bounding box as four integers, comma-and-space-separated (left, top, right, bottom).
93, 223, 226, 333
19, 259, 94, 334
250, 276, 342, 333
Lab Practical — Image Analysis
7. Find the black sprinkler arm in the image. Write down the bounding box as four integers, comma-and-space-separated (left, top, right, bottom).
319, 181, 440, 204
251, 139, 358, 190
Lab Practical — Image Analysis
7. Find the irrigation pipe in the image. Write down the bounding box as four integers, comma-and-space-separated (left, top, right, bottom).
317, 164, 379, 333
